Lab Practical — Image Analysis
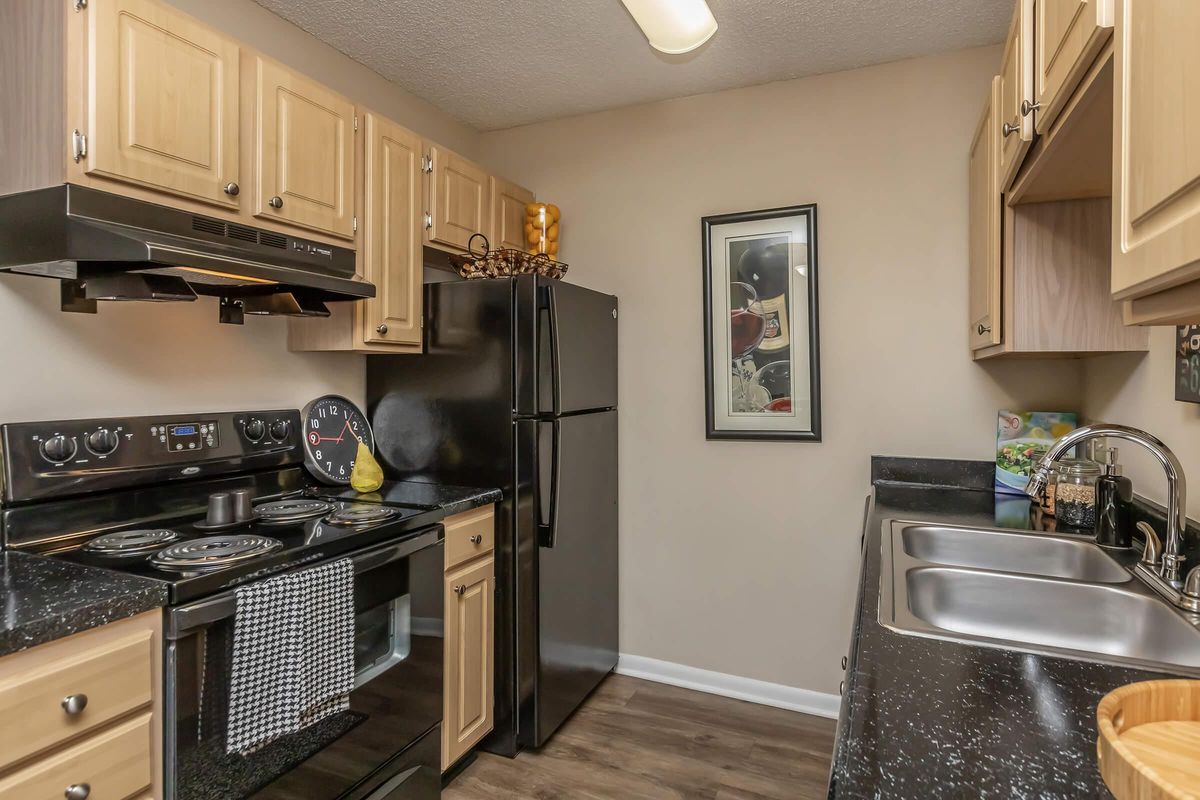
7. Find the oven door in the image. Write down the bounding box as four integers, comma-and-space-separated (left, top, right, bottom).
164, 529, 444, 800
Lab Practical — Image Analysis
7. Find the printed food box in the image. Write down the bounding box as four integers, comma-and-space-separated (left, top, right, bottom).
996, 411, 1078, 495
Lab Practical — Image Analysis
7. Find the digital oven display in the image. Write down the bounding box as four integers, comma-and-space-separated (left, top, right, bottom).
163, 422, 219, 453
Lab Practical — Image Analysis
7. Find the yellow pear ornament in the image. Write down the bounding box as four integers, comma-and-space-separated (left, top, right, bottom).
350, 440, 384, 493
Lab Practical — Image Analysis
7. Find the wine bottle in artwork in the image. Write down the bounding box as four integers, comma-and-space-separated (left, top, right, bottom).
737, 240, 791, 370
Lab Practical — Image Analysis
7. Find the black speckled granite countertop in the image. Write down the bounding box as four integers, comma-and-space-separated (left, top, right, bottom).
0, 550, 167, 658
828, 467, 1195, 799
321, 480, 500, 518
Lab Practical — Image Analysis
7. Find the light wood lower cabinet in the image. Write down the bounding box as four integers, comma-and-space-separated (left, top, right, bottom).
442, 506, 495, 772
1110, 0, 1200, 312
0, 611, 162, 799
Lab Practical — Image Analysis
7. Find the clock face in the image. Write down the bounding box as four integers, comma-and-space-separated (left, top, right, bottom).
301, 395, 374, 485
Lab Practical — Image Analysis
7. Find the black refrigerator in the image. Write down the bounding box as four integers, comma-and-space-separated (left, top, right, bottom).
366, 275, 618, 756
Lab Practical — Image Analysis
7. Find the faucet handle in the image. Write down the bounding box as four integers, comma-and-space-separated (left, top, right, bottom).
1185, 566, 1200, 602
1137, 521, 1162, 568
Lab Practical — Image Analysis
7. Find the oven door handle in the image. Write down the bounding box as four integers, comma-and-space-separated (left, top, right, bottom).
165, 527, 443, 640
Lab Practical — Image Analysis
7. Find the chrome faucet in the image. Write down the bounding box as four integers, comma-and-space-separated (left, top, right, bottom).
1025, 423, 1189, 584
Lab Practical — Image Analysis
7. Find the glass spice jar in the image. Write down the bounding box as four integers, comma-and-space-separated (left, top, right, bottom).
1055, 459, 1102, 528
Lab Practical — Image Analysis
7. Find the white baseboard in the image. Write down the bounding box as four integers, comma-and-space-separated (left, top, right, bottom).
615, 654, 841, 719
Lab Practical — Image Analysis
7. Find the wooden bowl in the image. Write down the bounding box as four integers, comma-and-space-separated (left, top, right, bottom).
1097, 680, 1200, 799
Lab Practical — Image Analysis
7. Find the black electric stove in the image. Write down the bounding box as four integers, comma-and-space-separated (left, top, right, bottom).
0, 409, 447, 800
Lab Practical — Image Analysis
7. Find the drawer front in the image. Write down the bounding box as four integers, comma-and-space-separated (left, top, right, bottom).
0, 713, 152, 800
445, 506, 496, 571
0, 626, 154, 770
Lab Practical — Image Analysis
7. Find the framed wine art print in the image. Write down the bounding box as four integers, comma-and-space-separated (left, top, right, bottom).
701, 204, 821, 441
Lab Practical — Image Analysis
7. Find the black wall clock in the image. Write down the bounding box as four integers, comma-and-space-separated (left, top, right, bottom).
300, 395, 375, 484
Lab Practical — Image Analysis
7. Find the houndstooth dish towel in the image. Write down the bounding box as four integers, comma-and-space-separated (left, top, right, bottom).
226, 558, 355, 755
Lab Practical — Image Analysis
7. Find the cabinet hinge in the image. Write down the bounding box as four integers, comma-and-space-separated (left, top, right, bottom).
420, 315, 424, 329
423, 212, 433, 230
353, 215, 358, 233
421, 155, 433, 174
74, 0, 87, 10
71, 129, 87, 163
353, 114, 359, 132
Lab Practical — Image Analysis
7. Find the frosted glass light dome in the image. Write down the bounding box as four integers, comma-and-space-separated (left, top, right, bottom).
620, 0, 719, 55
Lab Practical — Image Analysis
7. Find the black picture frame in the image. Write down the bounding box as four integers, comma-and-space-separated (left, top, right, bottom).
701, 204, 822, 442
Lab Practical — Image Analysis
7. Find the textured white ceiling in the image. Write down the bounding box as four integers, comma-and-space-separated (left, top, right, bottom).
253, 0, 1009, 131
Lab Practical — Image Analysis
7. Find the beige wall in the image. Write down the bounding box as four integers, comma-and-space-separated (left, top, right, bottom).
0, 0, 481, 423
480, 46, 1083, 694
1083, 331, 1196, 516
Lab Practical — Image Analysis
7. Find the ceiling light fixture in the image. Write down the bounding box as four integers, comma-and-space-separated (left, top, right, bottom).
620, 0, 718, 55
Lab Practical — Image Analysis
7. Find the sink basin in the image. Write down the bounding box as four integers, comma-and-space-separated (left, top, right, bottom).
904, 568, 1200, 668
900, 524, 1131, 583
879, 519, 1200, 672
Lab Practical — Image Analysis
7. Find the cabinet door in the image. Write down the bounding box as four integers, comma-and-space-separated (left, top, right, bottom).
970, 78, 1003, 351
361, 113, 422, 347
1111, 0, 1200, 297
999, 0, 1035, 189
426, 145, 488, 252
86, 0, 240, 208
442, 556, 494, 772
490, 176, 535, 252
1033, 0, 1114, 134
251, 55, 355, 240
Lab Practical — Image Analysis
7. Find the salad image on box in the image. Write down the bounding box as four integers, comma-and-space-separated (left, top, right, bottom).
996, 411, 1078, 495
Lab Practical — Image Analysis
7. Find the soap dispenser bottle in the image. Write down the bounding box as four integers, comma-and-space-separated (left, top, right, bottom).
1095, 448, 1134, 548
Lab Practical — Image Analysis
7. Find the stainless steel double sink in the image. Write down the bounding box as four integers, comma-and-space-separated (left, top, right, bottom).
879, 521, 1200, 672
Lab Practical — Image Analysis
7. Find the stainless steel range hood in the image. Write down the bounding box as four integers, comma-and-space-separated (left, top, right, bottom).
0, 185, 374, 324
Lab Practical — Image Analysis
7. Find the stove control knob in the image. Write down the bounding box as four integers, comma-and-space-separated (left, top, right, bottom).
243, 419, 266, 443
40, 434, 76, 464
269, 419, 291, 442
85, 428, 119, 456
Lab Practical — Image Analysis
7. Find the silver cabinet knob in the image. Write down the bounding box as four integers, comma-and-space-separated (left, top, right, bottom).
453, 585, 467, 595
1020, 99, 1041, 117
223, 182, 240, 196
977, 323, 991, 336
268, 195, 284, 209
424, 212, 433, 230
1002, 121, 1020, 137
838, 680, 845, 695
376, 324, 388, 334
65, 784, 91, 800
470, 534, 483, 545
841, 656, 848, 670
61, 694, 88, 715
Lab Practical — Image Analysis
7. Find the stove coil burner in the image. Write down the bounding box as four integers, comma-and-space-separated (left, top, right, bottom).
324, 505, 399, 527
151, 535, 283, 571
82, 529, 181, 557
254, 499, 333, 524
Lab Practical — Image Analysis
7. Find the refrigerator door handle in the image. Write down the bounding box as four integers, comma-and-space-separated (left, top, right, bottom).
545, 283, 562, 415
537, 419, 561, 548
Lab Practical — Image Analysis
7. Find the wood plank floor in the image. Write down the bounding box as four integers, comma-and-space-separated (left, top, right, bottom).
444, 675, 837, 800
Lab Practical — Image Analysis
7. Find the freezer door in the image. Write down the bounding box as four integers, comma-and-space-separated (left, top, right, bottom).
515, 278, 618, 416
527, 410, 619, 747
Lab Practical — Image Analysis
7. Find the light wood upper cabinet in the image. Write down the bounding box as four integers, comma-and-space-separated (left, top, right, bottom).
250, 55, 356, 240
361, 113, 422, 348
999, 0, 1035, 189
1033, 0, 1114, 134
490, 176, 535, 252
1110, 0, 1200, 301
83, 0, 241, 208
426, 144, 488, 252
969, 78, 1002, 351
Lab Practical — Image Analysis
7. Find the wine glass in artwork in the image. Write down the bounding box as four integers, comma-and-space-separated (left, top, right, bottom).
729, 282, 766, 411
752, 360, 792, 413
